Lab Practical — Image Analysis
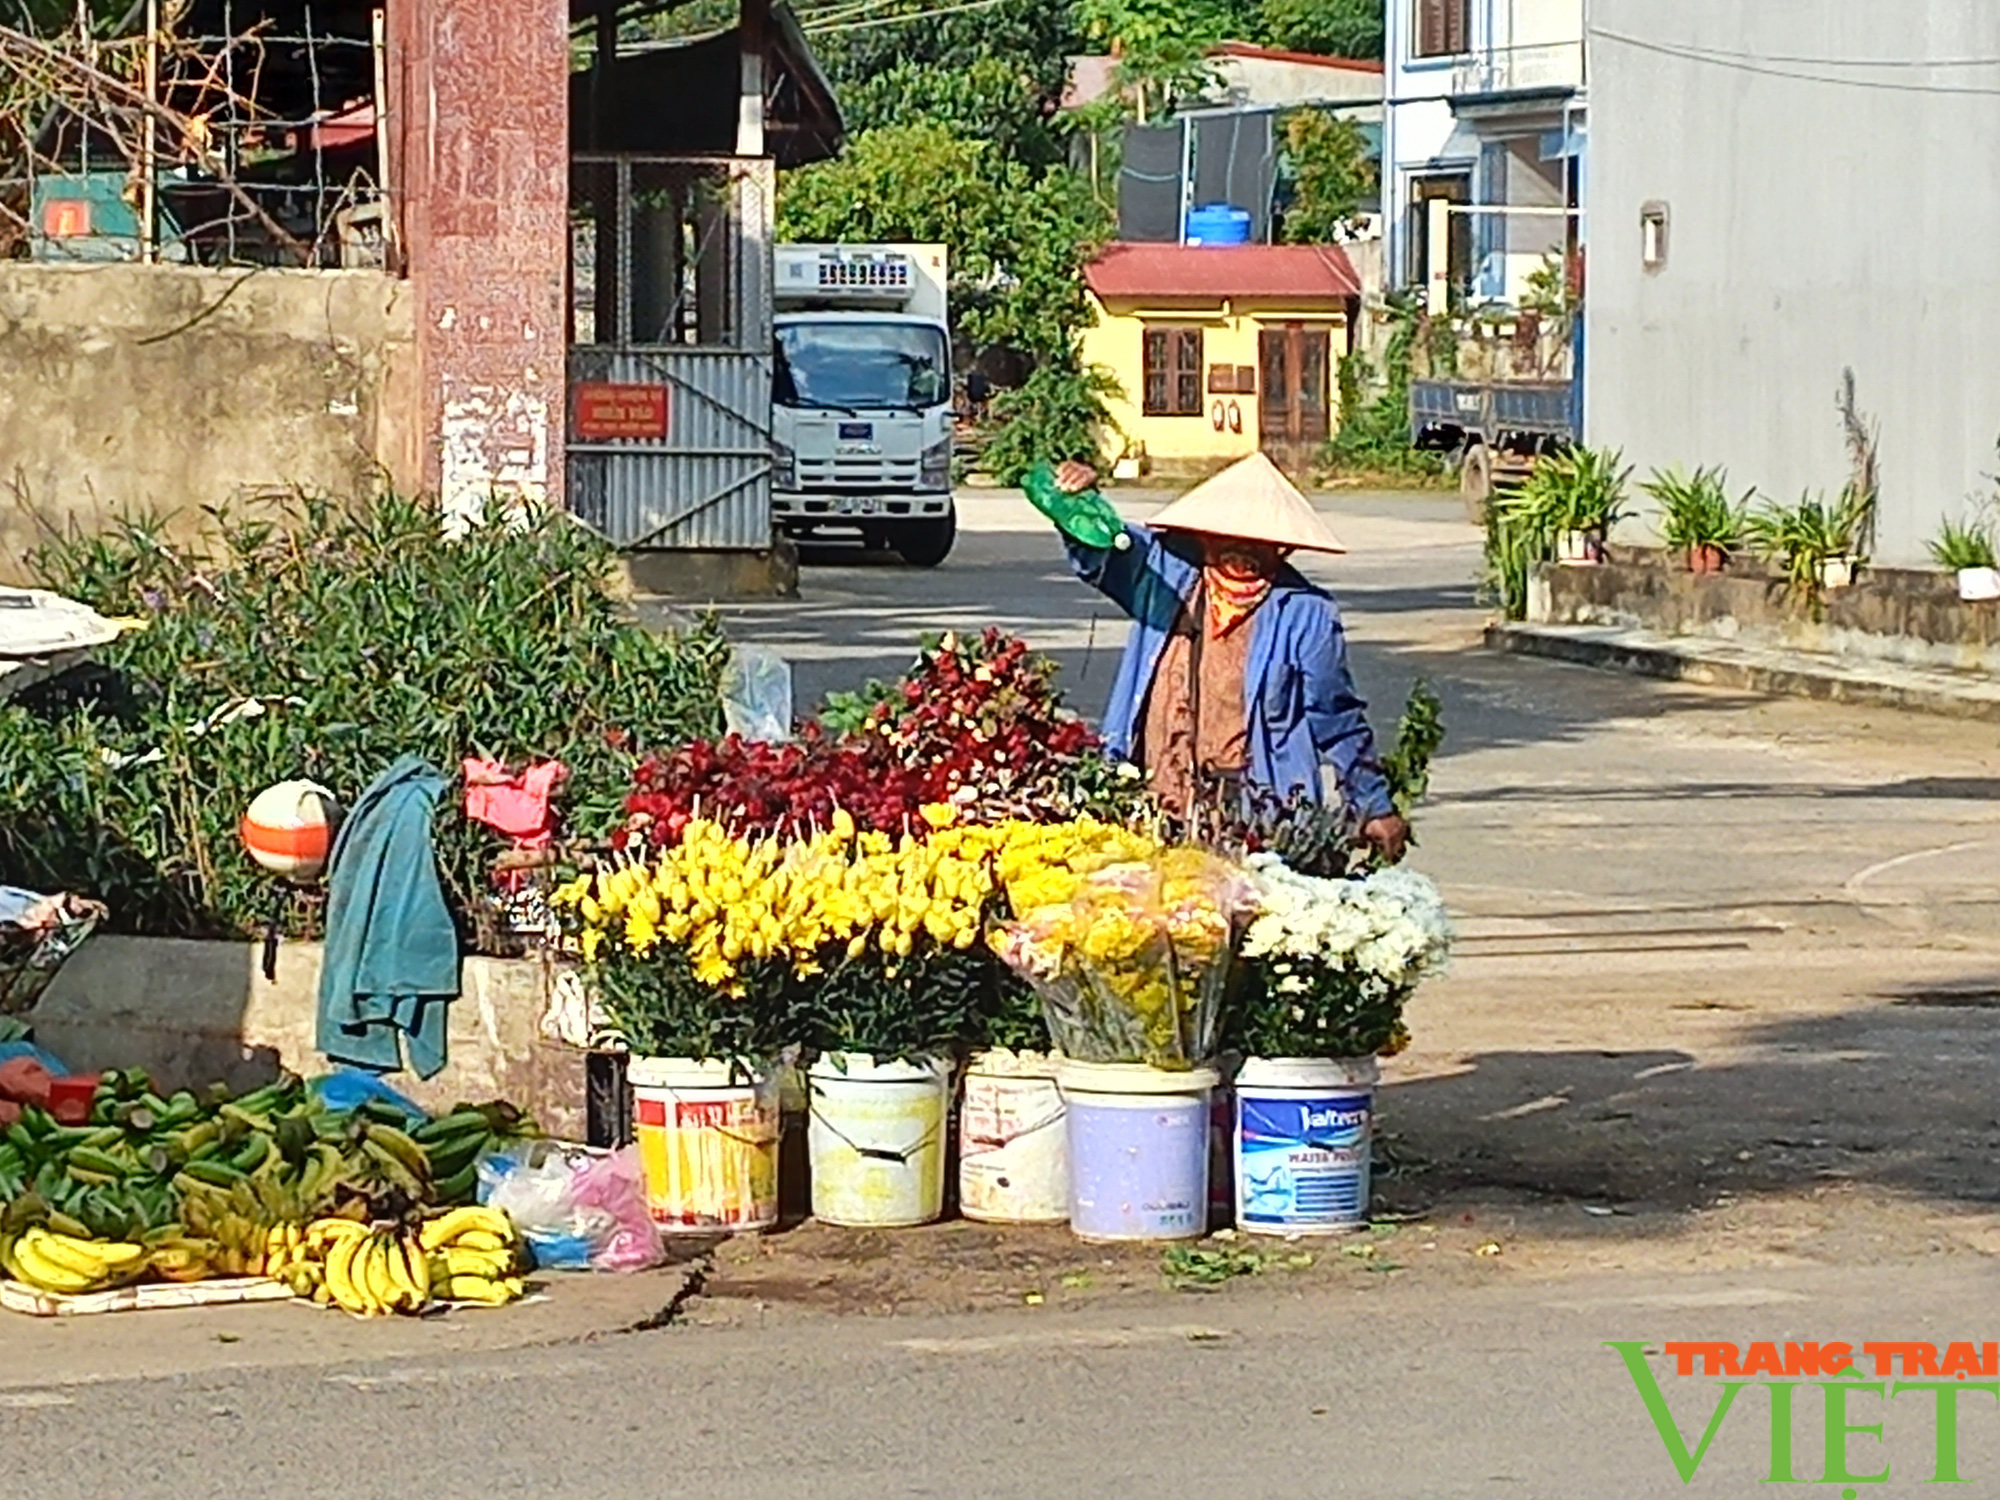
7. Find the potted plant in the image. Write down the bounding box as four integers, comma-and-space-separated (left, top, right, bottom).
1519, 446, 1633, 564
1745, 486, 1873, 609
1224, 858, 1454, 1236
1929, 512, 2000, 602
1643, 465, 1752, 574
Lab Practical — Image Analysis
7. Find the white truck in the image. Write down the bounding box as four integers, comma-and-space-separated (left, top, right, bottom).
770, 244, 957, 567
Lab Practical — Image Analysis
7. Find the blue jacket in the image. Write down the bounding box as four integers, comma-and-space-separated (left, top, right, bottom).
315, 755, 461, 1080
1067, 524, 1393, 821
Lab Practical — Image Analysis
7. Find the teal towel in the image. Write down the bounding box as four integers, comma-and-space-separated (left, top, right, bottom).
315, 755, 460, 1080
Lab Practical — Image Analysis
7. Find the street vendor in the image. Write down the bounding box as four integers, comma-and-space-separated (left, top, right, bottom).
1044, 452, 1408, 861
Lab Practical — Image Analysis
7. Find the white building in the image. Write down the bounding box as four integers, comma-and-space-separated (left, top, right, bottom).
1585, 2, 2000, 567
1382, 0, 1586, 305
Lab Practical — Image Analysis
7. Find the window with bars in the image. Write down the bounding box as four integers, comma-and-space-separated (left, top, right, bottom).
1414, 0, 1470, 58
1143, 326, 1204, 416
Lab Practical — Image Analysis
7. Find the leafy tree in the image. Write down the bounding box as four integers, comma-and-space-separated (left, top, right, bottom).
1256, 0, 1384, 59
836, 55, 1062, 168
1276, 106, 1375, 243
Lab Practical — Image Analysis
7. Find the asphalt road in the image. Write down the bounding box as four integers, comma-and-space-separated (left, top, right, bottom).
13, 1260, 2000, 1499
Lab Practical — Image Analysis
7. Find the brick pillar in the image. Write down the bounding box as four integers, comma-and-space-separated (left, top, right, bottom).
388, 0, 570, 524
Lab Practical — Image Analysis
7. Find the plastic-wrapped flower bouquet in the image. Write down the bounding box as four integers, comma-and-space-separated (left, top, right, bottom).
992, 847, 1257, 1068
1230, 855, 1454, 1061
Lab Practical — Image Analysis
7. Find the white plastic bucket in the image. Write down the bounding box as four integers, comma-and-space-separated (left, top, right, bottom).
1058, 1062, 1219, 1243
807, 1054, 951, 1228
1234, 1056, 1378, 1236
628, 1056, 780, 1232
959, 1050, 1069, 1225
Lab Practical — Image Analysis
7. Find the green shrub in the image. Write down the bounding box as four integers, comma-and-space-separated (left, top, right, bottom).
0, 494, 728, 948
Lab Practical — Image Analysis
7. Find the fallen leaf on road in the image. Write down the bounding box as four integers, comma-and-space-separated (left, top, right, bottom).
1474, 1241, 1503, 1257
1023, 1292, 1044, 1306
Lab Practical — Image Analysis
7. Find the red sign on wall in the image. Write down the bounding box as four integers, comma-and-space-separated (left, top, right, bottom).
43, 199, 90, 238
574, 382, 669, 440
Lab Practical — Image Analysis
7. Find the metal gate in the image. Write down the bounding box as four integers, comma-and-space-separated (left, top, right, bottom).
567, 155, 774, 550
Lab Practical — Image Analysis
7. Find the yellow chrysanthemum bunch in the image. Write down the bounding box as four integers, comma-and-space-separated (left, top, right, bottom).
553, 809, 1003, 993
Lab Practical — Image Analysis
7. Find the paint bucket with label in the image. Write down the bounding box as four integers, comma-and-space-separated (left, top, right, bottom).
628, 1056, 780, 1233
959, 1050, 1069, 1224
807, 1053, 951, 1228
1058, 1061, 1218, 1243
1234, 1056, 1377, 1235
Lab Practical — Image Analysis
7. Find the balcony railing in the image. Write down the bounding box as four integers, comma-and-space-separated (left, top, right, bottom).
1452, 41, 1585, 100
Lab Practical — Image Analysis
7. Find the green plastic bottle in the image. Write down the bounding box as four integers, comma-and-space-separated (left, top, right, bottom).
1022, 463, 1132, 551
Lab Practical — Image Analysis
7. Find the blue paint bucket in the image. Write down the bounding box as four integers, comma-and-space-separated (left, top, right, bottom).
1234, 1056, 1378, 1235
1057, 1062, 1219, 1243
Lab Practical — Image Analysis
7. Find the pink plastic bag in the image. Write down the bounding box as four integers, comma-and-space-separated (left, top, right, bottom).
570, 1147, 666, 1272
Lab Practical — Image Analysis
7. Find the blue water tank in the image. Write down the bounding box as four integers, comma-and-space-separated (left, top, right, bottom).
1184, 204, 1252, 246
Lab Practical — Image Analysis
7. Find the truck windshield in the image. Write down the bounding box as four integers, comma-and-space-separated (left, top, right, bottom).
774, 323, 949, 411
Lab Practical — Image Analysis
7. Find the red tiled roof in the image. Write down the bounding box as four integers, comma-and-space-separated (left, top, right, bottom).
1209, 42, 1385, 74
1084, 242, 1362, 302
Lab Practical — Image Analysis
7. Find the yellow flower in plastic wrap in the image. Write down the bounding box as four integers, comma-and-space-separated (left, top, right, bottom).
831, 807, 856, 841
919, 802, 957, 829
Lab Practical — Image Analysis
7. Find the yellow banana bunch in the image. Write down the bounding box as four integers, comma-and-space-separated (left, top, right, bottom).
302, 1218, 435, 1317
415, 1206, 526, 1307
1, 1227, 148, 1296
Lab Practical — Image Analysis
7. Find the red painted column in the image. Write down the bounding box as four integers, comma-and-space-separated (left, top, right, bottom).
388, 0, 570, 522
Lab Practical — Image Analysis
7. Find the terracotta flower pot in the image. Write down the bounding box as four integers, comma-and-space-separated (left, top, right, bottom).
1687, 544, 1728, 575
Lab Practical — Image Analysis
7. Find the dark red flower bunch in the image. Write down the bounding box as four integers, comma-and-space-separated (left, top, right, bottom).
617, 630, 1151, 847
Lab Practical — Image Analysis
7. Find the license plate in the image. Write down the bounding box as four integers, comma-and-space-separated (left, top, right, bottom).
837, 421, 873, 440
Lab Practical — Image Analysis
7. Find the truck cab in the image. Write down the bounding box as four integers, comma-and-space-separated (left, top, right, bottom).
770, 245, 957, 566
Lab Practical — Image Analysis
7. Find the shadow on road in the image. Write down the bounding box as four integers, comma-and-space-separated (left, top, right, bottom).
1382, 975, 2000, 1227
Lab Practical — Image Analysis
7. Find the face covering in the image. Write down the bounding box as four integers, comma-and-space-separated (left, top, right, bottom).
1203, 543, 1281, 635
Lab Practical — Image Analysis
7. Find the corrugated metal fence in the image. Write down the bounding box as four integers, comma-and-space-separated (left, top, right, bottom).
567, 155, 774, 550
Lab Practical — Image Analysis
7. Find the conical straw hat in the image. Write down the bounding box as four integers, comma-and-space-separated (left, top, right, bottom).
1146, 452, 1347, 554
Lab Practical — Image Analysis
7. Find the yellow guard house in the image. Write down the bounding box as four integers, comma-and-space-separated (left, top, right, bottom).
1081, 242, 1363, 477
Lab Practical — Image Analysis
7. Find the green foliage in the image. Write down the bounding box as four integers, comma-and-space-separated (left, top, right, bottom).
1076, 0, 1231, 119
1642, 466, 1751, 555
1380, 679, 1444, 826
1277, 107, 1375, 245
981, 362, 1124, 483
1325, 296, 1444, 477
806, 0, 1086, 135
1255, 0, 1385, 57
789, 949, 997, 1062
1520, 250, 1581, 325
1517, 446, 1632, 535
1480, 448, 1628, 618
594, 946, 793, 1064
835, 55, 1063, 167
1744, 487, 1874, 614
1, 496, 728, 946
1929, 512, 1999, 571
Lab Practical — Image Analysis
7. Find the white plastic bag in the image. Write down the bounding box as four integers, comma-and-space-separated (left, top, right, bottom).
475, 1141, 662, 1272
720, 645, 793, 743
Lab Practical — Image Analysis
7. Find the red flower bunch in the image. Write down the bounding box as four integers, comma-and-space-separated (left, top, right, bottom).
617, 630, 1150, 847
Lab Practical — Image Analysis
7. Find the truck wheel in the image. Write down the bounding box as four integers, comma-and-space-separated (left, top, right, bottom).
1459, 444, 1493, 525
894, 509, 957, 568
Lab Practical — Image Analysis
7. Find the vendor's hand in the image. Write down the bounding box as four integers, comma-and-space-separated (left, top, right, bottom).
1055, 460, 1099, 494
1362, 814, 1410, 864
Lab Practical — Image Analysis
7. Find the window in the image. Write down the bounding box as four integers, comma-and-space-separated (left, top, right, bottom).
1143, 326, 1204, 416
1414, 0, 1470, 59
1641, 201, 1670, 273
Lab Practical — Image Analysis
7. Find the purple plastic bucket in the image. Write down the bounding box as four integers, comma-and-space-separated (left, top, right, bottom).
1057, 1063, 1220, 1243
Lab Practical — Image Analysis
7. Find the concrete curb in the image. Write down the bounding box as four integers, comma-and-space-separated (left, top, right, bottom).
1485, 622, 2000, 723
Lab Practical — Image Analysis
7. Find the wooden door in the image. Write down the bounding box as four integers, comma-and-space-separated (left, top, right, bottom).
1258, 324, 1332, 474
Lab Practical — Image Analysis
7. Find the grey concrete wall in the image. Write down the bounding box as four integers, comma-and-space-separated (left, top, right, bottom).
0, 264, 421, 583
1585, 3, 2000, 566
26, 937, 587, 1140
